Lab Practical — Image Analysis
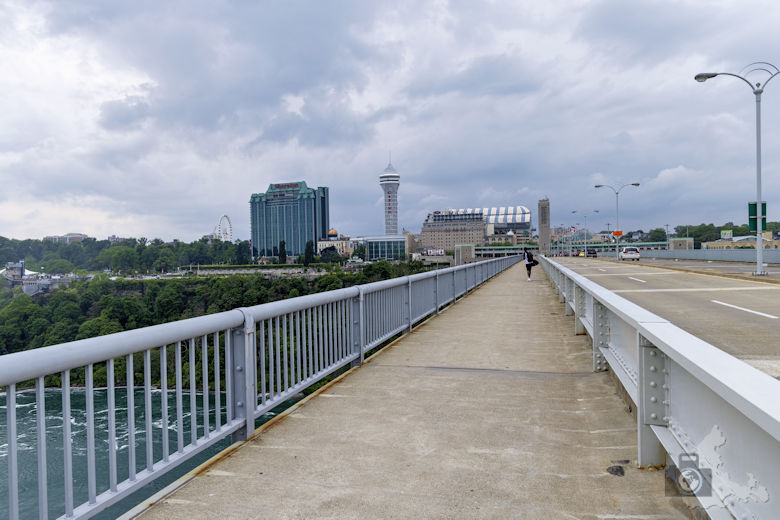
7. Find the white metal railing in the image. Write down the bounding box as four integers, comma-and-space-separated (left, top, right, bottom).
541, 255, 780, 519
0, 256, 518, 520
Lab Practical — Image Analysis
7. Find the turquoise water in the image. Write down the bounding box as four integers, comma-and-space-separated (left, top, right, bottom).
0, 388, 295, 519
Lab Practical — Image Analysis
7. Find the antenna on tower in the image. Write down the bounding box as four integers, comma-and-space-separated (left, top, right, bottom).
388, 150, 392, 165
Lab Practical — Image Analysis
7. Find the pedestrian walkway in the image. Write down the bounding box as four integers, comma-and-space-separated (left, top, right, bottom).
133, 264, 687, 519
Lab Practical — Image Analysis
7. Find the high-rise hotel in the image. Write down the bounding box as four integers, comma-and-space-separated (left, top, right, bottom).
249, 181, 329, 258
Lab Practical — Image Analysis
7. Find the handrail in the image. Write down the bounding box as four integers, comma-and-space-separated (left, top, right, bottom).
1, 256, 520, 520
0, 310, 246, 387
540, 255, 779, 518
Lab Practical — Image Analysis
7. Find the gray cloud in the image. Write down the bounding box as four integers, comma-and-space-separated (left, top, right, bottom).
1, 0, 779, 241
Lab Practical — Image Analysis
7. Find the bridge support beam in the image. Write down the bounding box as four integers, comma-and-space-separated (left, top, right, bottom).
574, 286, 586, 335
637, 335, 668, 467
592, 301, 608, 372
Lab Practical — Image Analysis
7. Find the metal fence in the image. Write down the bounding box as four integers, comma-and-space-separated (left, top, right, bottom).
0, 256, 518, 520
540, 255, 779, 519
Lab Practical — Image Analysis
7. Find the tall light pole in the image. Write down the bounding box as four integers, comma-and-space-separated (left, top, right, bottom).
695, 62, 779, 276
665, 224, 671, 249
595, 183, 640, 259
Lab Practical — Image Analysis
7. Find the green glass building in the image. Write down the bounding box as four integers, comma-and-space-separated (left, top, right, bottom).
249, 182, 329, 258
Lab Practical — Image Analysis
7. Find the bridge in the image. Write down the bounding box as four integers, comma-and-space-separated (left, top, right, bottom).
1, 256, 778, 519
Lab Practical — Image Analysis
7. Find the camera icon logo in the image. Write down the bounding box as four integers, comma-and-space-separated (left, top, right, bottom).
666, 453, 712, 497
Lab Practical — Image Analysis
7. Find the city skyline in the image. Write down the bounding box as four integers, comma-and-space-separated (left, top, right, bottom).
1, 1, 779, 241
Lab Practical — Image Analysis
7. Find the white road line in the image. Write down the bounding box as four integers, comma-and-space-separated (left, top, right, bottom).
586, 272, 678, 276
613, 287, 779, 293
628, 277, 646, 283
711, 300, 779, 319
598, 268, 606, 272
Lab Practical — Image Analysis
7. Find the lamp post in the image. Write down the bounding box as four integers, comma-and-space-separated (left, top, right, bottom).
665, 224, 671, 249
595, 183, 640, 259
695, 62, 779, 276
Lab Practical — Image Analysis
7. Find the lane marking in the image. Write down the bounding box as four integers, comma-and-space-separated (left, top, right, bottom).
598, 268, 606, 272
711, 300, 778, 319
613, 286, 779, 293
628, 277, 646, 283
586, 272, 678, 276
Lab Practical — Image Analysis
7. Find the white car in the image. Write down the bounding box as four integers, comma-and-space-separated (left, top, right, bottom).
618, 247, 640, 261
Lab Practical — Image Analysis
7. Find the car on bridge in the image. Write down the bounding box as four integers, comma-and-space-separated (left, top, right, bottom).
618, 246, 640, 261
586, 248, 597, 258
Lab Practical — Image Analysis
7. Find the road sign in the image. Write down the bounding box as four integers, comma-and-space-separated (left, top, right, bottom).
612, 230, 623, 237
748, 202, 767, 232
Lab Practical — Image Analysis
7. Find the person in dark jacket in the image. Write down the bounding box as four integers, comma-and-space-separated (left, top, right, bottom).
523, 248, 538, 281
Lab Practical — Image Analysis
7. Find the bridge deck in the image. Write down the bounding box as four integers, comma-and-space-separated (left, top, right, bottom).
133, 264, 687, 519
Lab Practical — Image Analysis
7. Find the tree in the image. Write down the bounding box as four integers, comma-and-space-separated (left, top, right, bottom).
648, 228, 667, 242
153, 247, 177, 272
278, 241, 287, 264
320, 246, 340, 264
353, 244, 366, 260
304, 240, 315, 266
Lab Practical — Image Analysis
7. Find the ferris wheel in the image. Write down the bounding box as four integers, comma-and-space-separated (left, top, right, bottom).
214, 215, 232, 242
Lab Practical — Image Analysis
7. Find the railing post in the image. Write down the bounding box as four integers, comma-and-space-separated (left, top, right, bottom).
637, 335, 667, 467
592, 302, 608, 372
231, 310, 256, 443
574, 286, 586, 335
564, 278, 573, 315
407, 278, 413, 332
351, 289, 364, 367
434, 271, 440, 315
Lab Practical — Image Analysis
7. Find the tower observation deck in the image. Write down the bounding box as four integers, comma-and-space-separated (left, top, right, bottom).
379, 161, 400, 235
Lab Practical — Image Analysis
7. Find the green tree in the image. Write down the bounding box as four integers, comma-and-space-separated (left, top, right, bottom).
304, 240, 315, 266
648, 228, 667, 242
153, 247, 177, 272
278, 241, 287, 264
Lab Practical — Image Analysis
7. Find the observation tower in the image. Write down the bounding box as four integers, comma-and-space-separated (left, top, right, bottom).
379, 159, 400, 235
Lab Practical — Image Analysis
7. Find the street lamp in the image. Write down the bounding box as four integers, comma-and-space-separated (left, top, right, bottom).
695, 62, 779, 276
595, 183, 640, 259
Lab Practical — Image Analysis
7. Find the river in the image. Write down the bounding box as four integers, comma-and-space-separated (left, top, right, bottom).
0, 387, 296, 519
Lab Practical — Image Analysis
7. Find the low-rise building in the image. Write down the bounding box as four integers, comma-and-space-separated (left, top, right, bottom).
702, 233, 780, 250
420, 211, 484, 251
363, 235, 406, 261
43, 233, 89, 244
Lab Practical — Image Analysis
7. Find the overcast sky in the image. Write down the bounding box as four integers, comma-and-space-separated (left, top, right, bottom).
2, 0, 780, 242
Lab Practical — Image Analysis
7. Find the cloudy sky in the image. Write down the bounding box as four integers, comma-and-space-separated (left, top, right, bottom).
2, 0, 780, 241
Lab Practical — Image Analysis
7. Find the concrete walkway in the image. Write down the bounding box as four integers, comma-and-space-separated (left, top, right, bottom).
136, 264, 688, 519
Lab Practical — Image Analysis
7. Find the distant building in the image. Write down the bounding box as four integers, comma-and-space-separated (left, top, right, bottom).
363, 235, 406, 261
538, 199, 551, 254
379, 160, 400, 235
107, 235, 128, 243
702, 232, 779, 250
420, 211, 484, 251
669, 238, 694, 250
249, 181, 329, 258
317, 229, 353, 257
43, 233, 89, 244
453, 206, 532, 235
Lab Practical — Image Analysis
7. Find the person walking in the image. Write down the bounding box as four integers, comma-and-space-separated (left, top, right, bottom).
523, 248, 538, 281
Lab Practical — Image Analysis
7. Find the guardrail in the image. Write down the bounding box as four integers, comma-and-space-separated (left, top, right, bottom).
540, 255, 779, 518
0, 256, 518, 520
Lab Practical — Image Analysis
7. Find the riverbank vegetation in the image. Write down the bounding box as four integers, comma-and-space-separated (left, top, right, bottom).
0, 260, 428, 357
